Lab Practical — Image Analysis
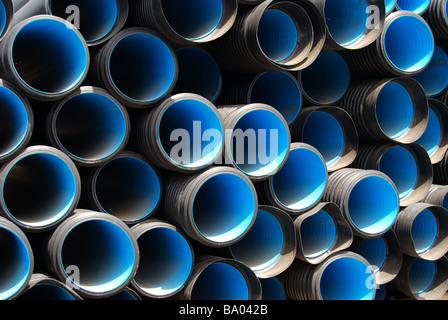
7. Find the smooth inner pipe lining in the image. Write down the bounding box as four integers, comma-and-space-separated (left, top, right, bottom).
413, 46, 448, 96
300, 210, 336, 258
416, 107, 441, 156
395, 0, 431, 14
356, 237, 388, 272
260, 277, 286, 300
408, 258, 435, 294
411, 208, 437, 254
385, 0, 397, 14
17, 284, 77, 300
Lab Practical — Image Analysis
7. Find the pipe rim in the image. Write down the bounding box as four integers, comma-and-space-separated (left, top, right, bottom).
395, 0, 431, 14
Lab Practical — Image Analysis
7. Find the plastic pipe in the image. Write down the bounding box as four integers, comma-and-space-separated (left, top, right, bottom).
395, 0, 430, 14
17, 273, 82, 300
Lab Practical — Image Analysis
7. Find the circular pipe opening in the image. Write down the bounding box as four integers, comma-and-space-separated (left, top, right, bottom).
416, 107, 441, 157
299, 51, 350, 105
0, 226, 31, 300
192, 173, 256, 243
386, 0, 397, 14
408, 258, 435, 294
2, 152, 77, 229
0, 0, 8, 37
18, 283, 77, 300
52, 91, 128, 163
300, 209, 336, 258
382, 14, 434, 73
190, 262, 249, 300
356, 237, 388, 272
158, 98, 223, 169
271, 145, 327, 212
61, 219, 136, 294
412, 46, 448, 96
249, 71, 302, 125
108, 32, 176, 103
133, 226, 193, 297
11, 16, 88, 96
411, 208, 437, 254
260, 277, 286, 300
347, 175, 399, 235
396, 0, 430, 14
94, 156, 161, 223
319, 256, 375, 300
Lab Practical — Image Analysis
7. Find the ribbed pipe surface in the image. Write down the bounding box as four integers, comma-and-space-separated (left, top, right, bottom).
424, 0, 448, 39
422, 184, 448, 210
17, 273, 82, 300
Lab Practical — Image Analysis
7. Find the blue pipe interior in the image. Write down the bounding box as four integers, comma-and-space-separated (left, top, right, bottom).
174, 47, 221, 102
385, 0, 397, 14
271, 146, 327, 211
192, 173, 256, 243
190, 262, 249, 300
383, 14, 434, 73
299, 51, 350, 105
347, 175, 399, 235
158, 98, 223, 169
0, 0, 7, 37
11, 17, 88, 95
230, 108, 289, 178
94, 156, 161, 223
375, 81, 414, 139
324, 0, 369, 46
413, 46, 448, 96
319, 256, 375, 300
396, 0, 431, 14
161, 0, 223, 40
2, 153, 77, 228
302, 111, 344, 166
105, 289, 138, 300
416, 106, 441, 156
108, 32, 176, 103
300, 209, 336, 258
444, 194, 448, 209
49, 0, 118, 43
379, 145, 418, 199
61, 219, 136, 294
17, 284, 77, 300
133, 226, 193, 297
356, 236, 387, 272
260, 277, 286, 300
411, 208, 437, 254
249, 71, 302, 125
55, 92, 127, 162
0, 226, 31, 300
230, 209, 284, 271
0, 86, 29, 158
408, 258, 435, 294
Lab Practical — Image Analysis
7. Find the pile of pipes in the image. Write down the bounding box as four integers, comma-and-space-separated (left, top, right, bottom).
2, 0, 448, 301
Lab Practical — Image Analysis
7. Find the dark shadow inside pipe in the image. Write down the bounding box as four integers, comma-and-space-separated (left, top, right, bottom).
300, 209, 336, 259
17, 283, 77, 300
260, 277, 286, 300
411, 208, 437, 254
413, 46, 448, 96
408, 258, 435, 294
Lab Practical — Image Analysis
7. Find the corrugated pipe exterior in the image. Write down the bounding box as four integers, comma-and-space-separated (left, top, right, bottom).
343, 10, 434, 77
217, 103, 291, 181
393, 203, 448, 260
46, 86, 130, 167
46, 209, 140, 299
422, 184, 448, 210
132, 93, 224, 173
130, 219, 194, 299
176, 255, 262, 300
293, 202, 353, 265
351, 143, 433, 207
204, 0, 326, 73
10, 0, 128, 46
82, 151, 162, 225
291, 106, 359, 172
433, 150, 448, 184
0, 146, 81, 232
17, 273, 82, 300
0, 15, 89, 101
0, 216, 33, 300
339, 77, 429, 144
424, 0, 448, 39
323, 168, 400, 238
162, 166, 258, 248
283, 251, 377, 300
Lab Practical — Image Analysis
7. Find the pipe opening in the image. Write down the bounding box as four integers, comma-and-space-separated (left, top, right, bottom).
356, 237, 387, 272
230, 209, 284, 271
0, 0, 7, 37
61, 219, 136, 294
385, 0, 397, 14
94, 156, 161, 223
161, 0, 223, 40
249, 71, 302, 125
133, 226, 193, 297
396, 0, 430, 14
18, 283, 77, 300
260, 277, 286, 300
11, 17, 88, 95
411, 208, 437, 254
271, 146, 327, 211
0, 86, 29, 158
299, 51, 350, 105
375, 81, 414, 139
230, 108, 289, 178
319, 256, 375, 300
444, 194, 448, 209
158, 98, 223, 169
413, 46, 448, 96
324, 0, 370, 46
302, 111, 344, 166
0, 226, 31, 300
408, 258, 435, 294
54, 92, 127, 162
192, 173, 256, 243
416, 107, 441, 157
190, 262, 249, 300
383, 14, 434, 73
108, 32, 176, 103
347, 175, 399, 235
2, 153, 77, 228
300, 210, 336, 258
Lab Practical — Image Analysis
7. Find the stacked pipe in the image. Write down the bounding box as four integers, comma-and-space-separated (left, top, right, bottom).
1, 0, 448, 302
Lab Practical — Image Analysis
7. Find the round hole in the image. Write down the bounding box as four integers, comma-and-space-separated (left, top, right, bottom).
300, 210, 336, 258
